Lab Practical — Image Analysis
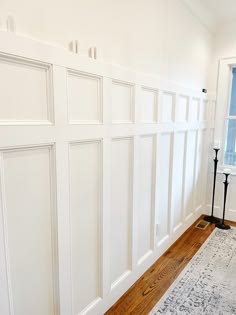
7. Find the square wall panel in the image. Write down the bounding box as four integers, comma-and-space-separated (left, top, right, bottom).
140, 87, 157, 123
112, 81, 134, 123
67, 70, 102, 124
0, 55, 53, 124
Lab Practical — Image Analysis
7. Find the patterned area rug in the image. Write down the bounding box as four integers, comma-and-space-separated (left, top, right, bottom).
150, 227, 236, 315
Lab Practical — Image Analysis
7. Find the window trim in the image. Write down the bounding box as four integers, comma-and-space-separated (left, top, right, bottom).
215, 58, 236, 171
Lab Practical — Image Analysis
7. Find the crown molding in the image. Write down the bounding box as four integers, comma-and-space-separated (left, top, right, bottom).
180, 0, 217, 33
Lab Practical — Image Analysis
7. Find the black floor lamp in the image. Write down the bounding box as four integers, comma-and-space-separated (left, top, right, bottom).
204, 142, 221, 224
216, 169, 231, 230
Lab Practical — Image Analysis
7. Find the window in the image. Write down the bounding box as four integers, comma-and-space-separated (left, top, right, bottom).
224, 68, 236, 166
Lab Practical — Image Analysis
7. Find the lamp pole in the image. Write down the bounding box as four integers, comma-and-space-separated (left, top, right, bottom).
216, 170, 231, 230
204, 148, 220, 224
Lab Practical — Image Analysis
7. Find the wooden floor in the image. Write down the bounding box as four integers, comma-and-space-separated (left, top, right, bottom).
106, 215, 236, 315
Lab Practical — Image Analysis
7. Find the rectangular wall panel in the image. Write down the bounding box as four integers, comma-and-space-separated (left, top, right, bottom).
195, 130, 207, 210
228, 178, 236, 214
206, 129, 214, 206
70, 141, 101, 314
138, 135, 155, 262
189, 98, 200, 121
67, 70, 102, 123
184, 131, 197, 218
201, 130, 208, 208
199, 100, 208, 121
140, 87, 157, 123
175, 95, 188, 122
0, 55, 52, 123
162, 93, 174, 123
110, 138, 132, 286
211, 101, 216, 122
1, 146, 57, 315
112, 81, 134, 123
172, 132, 185, 231
195, 131, 202, 209
157, 133, 172, 242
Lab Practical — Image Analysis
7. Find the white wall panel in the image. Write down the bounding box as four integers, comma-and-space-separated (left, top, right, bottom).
157, 133, 172, 243
0, 56, 52, 123
69, 141, 101, 314
206, 172, 213, 206
211, 101, 216, 123
189, 98, 200, 121
112, 81, 134, 123
1, 146, 57, 315
184, 131, 197, 218
0, 35, 213, 315
195, 131, 202, 209
172, 132, 185, 231
195, 130, 207, 209
138, 135, 155, 262
140, 87, 157, 123
199, 100, 208, 121
228, 177, 236, 213
175, 95, 188, 122
201, 130, 208, 207
162, 93, 174, 123
110, 138, 132, 286
67, 70, 102, 123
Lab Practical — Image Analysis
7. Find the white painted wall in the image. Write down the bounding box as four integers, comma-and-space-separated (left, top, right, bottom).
208, 22, 236, 92
0, 0, 212, 89
0, 1, 218, 313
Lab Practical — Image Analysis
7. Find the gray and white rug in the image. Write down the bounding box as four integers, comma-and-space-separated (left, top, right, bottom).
150, 227, 236, 315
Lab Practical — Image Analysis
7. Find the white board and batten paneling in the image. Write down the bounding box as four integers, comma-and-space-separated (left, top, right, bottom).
0, 32, 212, 315
0, 55, 53, 124
171, 131, 186, 233
0, 146, 58, 315
184, 130, 197, 220
69, 141, 102, 314
110, 137, 133, 289
137, 135, 156, 265
67, 70, 102, 124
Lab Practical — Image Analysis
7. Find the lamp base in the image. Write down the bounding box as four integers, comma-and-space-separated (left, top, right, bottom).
215, 222, 231, 230
204, 215, 220, 224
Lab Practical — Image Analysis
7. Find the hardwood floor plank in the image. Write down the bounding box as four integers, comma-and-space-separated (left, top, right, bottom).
106, 215, 236, 315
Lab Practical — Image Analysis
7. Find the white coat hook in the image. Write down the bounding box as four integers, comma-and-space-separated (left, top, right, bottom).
88, 46, 97, 60
69, 40, 79, 54
6, 15, 16, 33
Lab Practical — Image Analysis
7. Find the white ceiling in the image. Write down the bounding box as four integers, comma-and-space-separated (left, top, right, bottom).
202, 0, 236, 24
182, 0, 236, 32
